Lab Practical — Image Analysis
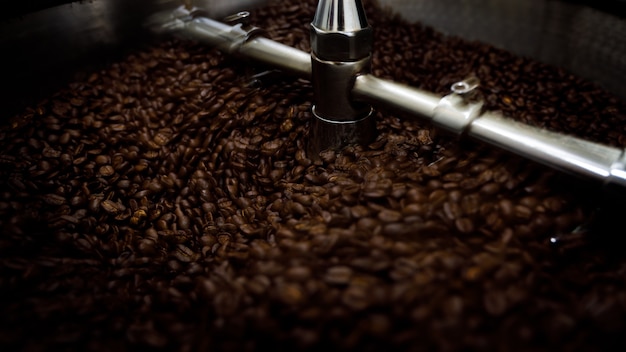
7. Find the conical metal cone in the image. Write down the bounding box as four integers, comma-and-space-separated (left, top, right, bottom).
310, 0, 373, 61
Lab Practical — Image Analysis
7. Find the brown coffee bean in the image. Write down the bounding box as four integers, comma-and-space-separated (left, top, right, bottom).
378, 209, 402, 222
324, 266, 353, 285
455, 217, 475, 234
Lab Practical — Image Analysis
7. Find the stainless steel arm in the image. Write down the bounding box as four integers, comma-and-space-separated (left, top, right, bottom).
238, 36, 311, 76
469, 113, 626, 187
150, 7, 311, 77
352, 74, 441, 119
151, 6, 626, 188
353, 74, 626, 188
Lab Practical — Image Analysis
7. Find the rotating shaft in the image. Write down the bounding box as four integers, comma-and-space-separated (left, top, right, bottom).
308, 0, 376, 157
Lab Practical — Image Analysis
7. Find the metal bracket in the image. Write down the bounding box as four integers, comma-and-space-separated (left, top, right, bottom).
432, 77, 484, 135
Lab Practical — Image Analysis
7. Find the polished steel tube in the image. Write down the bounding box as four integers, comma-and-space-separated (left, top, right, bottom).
353, 74, 441, 120
152, 7, 311, 77
185, 17, 311, 76
353, 74, 626, 188
469, 113, 626, 186
308, 0, 377, 156
238, 37, 311, 77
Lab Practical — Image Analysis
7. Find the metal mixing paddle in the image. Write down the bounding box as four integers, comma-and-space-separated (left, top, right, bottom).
148, 0, 626, 189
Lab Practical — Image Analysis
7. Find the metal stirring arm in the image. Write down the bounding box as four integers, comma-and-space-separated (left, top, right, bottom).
149, 4, 626, 189
352, 75, 626, 187
148, 6, 311, 76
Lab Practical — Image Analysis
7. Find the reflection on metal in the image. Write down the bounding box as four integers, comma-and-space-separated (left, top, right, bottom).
309, 0, 376, 157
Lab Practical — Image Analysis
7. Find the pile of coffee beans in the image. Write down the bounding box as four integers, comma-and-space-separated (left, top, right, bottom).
2, 0, 626, 351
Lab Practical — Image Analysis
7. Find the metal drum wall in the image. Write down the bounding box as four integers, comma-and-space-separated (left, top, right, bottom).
378, 0, 626, 100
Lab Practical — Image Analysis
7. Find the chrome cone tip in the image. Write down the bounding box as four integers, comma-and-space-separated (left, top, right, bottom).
312, 0, 369, 32
311, 0, 373, 61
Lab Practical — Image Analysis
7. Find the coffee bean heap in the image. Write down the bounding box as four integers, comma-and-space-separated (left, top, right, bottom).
2, 0, 626, 351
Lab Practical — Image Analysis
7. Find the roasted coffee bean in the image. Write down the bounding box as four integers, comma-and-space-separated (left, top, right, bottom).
323, 266, 353, 285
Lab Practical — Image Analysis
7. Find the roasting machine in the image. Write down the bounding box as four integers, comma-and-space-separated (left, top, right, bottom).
3, 1, 626, 350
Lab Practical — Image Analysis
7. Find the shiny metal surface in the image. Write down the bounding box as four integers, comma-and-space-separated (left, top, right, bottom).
308, 109, 377, 159
352, 74, 441, 119
469, 112, 626, 186
310, 0, 372, 61
309, 0, 372, 122
239, 37, 312, 76
308, 0, 376, 156
312, 0, 369, 32
152, 5, 310, 76
311, 57, 372, 121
